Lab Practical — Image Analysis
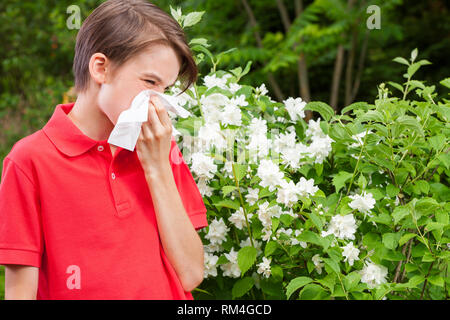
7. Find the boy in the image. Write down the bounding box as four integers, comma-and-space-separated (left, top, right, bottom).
0, 0, 208, 299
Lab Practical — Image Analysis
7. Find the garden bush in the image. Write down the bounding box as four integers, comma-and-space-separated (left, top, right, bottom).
169, 9, 450, 300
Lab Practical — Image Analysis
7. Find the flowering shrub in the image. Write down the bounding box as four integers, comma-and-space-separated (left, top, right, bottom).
170, 9, 449, 300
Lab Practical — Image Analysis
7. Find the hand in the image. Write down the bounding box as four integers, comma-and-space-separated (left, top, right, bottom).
136, 94, 173, 175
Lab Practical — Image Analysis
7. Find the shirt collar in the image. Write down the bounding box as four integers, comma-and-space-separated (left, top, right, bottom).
43, 102, 123, 157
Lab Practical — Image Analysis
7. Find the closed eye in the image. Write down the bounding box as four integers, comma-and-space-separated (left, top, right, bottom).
145, 79, 170, 91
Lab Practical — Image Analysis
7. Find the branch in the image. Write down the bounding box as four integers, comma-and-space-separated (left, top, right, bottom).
276, 0, 291, 31
241, 0, 285, 101
276, 0, 311, 106
351, 29, 370, 102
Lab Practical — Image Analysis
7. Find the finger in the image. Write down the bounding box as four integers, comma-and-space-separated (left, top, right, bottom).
147, 98, 163, 129
141, 120, 154, 140
151, 95, 172, 130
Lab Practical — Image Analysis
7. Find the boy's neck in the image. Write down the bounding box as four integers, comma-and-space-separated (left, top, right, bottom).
67, 90, 115, 142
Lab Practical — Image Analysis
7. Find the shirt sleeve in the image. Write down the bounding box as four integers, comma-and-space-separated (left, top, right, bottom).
170, 138, 208, 231
0, 157, 43, 268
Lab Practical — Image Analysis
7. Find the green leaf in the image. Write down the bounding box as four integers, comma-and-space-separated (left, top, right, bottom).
322, 257, 340, 274
399, 233, 417, 246
382, 233, 401, 250
221, 186, 237, 197
237, 246, 258, 275
308, 211, 323, 231
305, 101, 335, 121
393, 57, 409, 66
215, 199, 240, 210
286, 276, 313, 299
392, 206, 410, 225
359, 110, 384, 123
271, 265, 283, 282
428, 134, 446, 151
386, 184, 400, 198
232, 163, 248, 182
411, 48, 418, 62
440, 77, 450, 89
332, 171, 353, 193
264, 241, 278, 256
298, 231, 329, 249
231, 277, 254, 299
343, 271, 361, 291
182, 11, 205, 28
341, 102, 372, 115
299, 284, 329, 300
428, 275, 444, 287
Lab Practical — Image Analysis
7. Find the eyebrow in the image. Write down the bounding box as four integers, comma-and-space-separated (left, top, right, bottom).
142, 72, 177, 89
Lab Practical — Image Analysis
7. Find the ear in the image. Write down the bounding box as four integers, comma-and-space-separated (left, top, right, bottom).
88, 53, 109, 86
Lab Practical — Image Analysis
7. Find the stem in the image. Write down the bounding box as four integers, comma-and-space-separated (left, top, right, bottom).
337, 273, 349, 300
193, 83, 204, 119
346, 127, 370, 196
420, 261, 435, 300
231, 162, 255, 248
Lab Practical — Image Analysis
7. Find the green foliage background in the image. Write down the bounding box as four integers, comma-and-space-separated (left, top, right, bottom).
0, 0, 449, 299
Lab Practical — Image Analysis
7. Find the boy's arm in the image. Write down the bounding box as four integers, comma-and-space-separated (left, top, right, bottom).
4, 265, 39, 300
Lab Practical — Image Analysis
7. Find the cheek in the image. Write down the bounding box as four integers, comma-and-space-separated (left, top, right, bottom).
97, 84, 133, 124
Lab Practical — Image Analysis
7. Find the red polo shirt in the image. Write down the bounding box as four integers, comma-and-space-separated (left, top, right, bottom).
0, 102, 208, 299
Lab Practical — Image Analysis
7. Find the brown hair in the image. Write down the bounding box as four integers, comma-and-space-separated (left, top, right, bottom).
73, 0, 197, 94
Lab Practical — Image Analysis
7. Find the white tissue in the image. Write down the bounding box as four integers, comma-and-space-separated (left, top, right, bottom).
107, 89, 191, 151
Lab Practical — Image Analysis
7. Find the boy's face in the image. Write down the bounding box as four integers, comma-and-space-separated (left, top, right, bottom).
96, 43, 181, 125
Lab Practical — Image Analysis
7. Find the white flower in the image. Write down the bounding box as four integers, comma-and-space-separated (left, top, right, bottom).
203, 242, 223, 253
321, 214, 357, 240
198, 122, 228, 151
230, 94, 248, 107
256, 159, 284, 192
249, 117, 268, 136
197, 177, 213, 197
306, 135, 334, 164
261, 226, 272, 241
221, 248, 241, 278
245, 188, 259, 206
350, 130, 371, 148
283, 97, 306, 121
349, 191, 376, 218
296, 177, 319, 198
312, 254, 325, 274
205, 218, 230, 245
256, 257, 272, 278
228, 207, 253, 230
191, 152, 217, 181
228, 82, 242, 94
276, 180, 300, 208
255, 83, 268, 96
305, 119, 327, 139
203, 74, 229, 90
341, 242, 360, 266
359, 261, 388, 289
221, 103, 242, 127
203, 252, 219, 278
273, 129, 297, 153
248, 133, 270, 162
257, 201, 272, 227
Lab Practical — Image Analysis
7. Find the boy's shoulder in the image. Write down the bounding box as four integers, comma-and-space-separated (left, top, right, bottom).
3, 129, 51, 170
